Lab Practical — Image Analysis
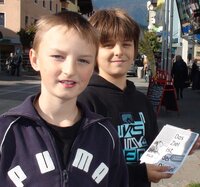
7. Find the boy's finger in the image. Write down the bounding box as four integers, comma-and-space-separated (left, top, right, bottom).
160, 172, 173, 179
157, 165, 171, 172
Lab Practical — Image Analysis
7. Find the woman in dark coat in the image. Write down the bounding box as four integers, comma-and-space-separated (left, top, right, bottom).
171, 55, 188, 100
191, 59, 200, 90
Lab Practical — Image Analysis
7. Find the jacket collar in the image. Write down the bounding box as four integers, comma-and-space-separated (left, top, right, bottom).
3, 94, 108, 129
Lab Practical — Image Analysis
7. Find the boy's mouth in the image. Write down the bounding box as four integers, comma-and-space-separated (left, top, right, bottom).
60, 80, 77, 88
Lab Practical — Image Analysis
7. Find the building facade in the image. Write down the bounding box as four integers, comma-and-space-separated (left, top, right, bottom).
147, 0, 200, 69
0, 0, 93, 71
0, 0, 62, 67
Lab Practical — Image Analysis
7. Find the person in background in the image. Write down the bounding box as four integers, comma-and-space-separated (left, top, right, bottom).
78, 8, 172, 187
15, 52, 22, 76
171, 55, 188, 100
187, 53, 193, 82
191, 59, 200, 90
0, 11, 128, 187
5, 52, 14, 74
9, 52, 22, 76
144, 63, 151, 82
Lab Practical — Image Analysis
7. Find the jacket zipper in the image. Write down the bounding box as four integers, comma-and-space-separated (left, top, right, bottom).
63, 131, 82, 187
40, 124, 70, 187
40, 119, 99, 186
62, 169, 68, 187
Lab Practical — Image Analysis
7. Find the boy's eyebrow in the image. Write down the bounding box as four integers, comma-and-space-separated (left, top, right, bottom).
79, 54, 94, 58
49, 48, 65, 54
102, 39, 133, 43
50, 48, 94, 58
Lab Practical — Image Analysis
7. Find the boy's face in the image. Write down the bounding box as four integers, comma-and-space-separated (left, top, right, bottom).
30, 26, 96, 101
97, 40, 134, 80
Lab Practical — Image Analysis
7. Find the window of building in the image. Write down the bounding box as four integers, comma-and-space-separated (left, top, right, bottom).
196, 51, 200, 57
34, 0, 38, 3
43, 0, 46, 8
25, 16, 29, 25
0, 13, 5, 26
50, 0, 52, 11
56, 4, 58, 13
0, 0, 4, 3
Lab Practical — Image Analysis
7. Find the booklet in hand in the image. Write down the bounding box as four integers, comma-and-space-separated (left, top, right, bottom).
140, 124, 199, 174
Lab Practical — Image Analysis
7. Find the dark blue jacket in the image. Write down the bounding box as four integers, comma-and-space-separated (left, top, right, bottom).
0, 95, 128, 187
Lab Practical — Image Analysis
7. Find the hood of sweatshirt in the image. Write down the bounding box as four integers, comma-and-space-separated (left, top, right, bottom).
88, 73, 137, 95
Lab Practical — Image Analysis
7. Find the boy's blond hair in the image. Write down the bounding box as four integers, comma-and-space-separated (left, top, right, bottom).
32, 11, 99, 54
89, 8, 140, 59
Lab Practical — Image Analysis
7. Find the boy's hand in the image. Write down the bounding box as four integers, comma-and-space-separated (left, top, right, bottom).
146, 164, 172, 183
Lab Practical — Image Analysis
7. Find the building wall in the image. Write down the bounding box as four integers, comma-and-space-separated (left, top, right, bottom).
0, 0, 61, 38
21, 0, 62, 28
0, 0, 82, 70
194, 45, 200, 61
0, 0, 21, 37
0, 0, 83, 39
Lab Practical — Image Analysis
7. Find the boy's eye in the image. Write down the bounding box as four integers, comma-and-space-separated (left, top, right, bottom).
102, 43, 114, 48
123, 42, 133, 47
51, 55, 64, 60
78, 59, 90, 64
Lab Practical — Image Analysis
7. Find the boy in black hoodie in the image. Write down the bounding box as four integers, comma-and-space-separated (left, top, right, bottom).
78, 8, 172, 187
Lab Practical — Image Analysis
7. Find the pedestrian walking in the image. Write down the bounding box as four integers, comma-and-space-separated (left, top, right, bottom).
5, 52, 14, 74
171, 55, 188, 100
191, 59, 200, 90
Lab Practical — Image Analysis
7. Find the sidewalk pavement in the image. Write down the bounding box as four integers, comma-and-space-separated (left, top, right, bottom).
0, 71, 40, 114
0, 72, 200, 187
130, 76, 200, 187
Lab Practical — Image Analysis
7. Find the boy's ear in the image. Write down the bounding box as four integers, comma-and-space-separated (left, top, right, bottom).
29, 49, 40, 71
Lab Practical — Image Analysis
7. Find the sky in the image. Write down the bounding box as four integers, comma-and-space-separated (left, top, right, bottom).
91, 0, 148, 27
90, 0, 182, 39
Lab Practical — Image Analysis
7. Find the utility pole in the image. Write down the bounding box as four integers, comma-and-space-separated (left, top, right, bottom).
161, 0, 174, 78
168, 0, 174, 79
161, 0, 166, 71
164, 0, 169, 72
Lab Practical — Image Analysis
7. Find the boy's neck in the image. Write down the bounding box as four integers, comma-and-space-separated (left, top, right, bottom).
99, 73, 127, 90
34, 95, 81, 127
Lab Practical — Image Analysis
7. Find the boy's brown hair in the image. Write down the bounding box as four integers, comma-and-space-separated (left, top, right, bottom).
89, 8, 140, 59
32, 11, 99, 54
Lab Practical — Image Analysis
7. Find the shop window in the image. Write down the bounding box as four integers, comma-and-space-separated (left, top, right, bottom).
50, 0, 52, 11
43, 0, 46, 8
25, 16, 29, 25
196, 51, 200, 57
56, 4, 58, 13
0, 13, 4, 26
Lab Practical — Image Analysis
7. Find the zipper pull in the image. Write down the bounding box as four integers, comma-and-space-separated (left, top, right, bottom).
63, 169, 68, 187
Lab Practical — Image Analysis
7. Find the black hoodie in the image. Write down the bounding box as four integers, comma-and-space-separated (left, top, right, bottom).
78, 74, 158, 187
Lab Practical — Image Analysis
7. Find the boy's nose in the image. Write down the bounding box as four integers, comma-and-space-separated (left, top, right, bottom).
62, 59, 76, 75
113, 44, 123, 56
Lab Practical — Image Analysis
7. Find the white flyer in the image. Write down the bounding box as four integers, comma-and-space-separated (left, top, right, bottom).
140, 124, 199, 174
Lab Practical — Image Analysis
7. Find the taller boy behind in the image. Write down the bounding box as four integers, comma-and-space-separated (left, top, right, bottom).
78, 8, 172, 187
